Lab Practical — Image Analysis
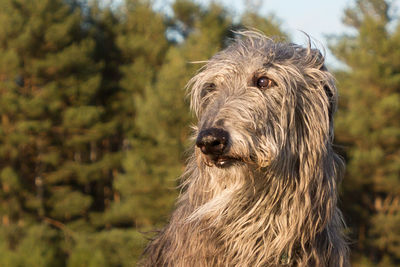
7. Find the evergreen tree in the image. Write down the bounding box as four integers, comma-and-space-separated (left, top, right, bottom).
60, 2, 157, 266
0, 0, 127, 265
100, 0, 170, 229
330, 0, 400, 265
0, 0, 98, 264
68, 1, 173, 264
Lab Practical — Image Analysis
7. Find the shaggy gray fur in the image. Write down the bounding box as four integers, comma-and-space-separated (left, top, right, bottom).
140, 31, 349, 267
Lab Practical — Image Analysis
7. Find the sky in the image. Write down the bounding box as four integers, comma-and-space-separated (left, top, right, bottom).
246, 0, 350, 43
205, 0, 353, 67
151, 0, 399, 67
152, 0, 353, 67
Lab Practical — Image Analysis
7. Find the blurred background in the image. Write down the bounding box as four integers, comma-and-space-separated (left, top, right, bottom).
0, 0, 399, 266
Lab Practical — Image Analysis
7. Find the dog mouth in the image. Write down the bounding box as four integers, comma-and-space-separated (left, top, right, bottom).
202, 154, 245, 168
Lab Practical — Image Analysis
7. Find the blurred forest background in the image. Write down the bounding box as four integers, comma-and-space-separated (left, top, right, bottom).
0, 0, 399, 266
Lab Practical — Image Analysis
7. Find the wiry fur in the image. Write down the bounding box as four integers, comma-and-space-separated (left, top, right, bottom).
140, 31, 349, 266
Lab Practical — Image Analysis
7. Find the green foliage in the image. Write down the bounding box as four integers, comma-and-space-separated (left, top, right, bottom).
67, 229, 146, 267
3, 0, 397, 266
330, 0, 400, 265
0, 0, 130, 264
0, 224, 62, 267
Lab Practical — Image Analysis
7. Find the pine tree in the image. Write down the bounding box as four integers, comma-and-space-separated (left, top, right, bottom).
59, 2, 157, 266
0, 0, 127, 265
65, 1, 173, 264
0, 1, 99, 264
330, 0, 400, 265
98, 0, 170, 229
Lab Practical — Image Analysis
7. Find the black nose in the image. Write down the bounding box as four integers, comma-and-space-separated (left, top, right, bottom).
196, 128, 229, 155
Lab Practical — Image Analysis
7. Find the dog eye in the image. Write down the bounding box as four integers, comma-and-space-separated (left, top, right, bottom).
201, 83, 216, 98
255, 76, 275, 90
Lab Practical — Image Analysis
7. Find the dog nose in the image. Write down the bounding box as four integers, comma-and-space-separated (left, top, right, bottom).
196, 128, 229, 155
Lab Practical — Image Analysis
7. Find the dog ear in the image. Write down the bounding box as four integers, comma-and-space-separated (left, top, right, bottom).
319, 63, 335, 124
310, 49, 336, 123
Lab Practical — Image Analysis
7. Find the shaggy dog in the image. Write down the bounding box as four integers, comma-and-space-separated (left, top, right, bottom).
141, 31, 349, 267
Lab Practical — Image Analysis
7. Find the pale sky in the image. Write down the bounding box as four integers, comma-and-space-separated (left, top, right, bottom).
206, 0, 353, 67
152, 0, 399, 67
153, 0, 353, 67
224, 0, 351, 39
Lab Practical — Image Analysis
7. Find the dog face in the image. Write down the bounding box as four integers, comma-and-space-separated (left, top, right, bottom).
188, 32, 337, 169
